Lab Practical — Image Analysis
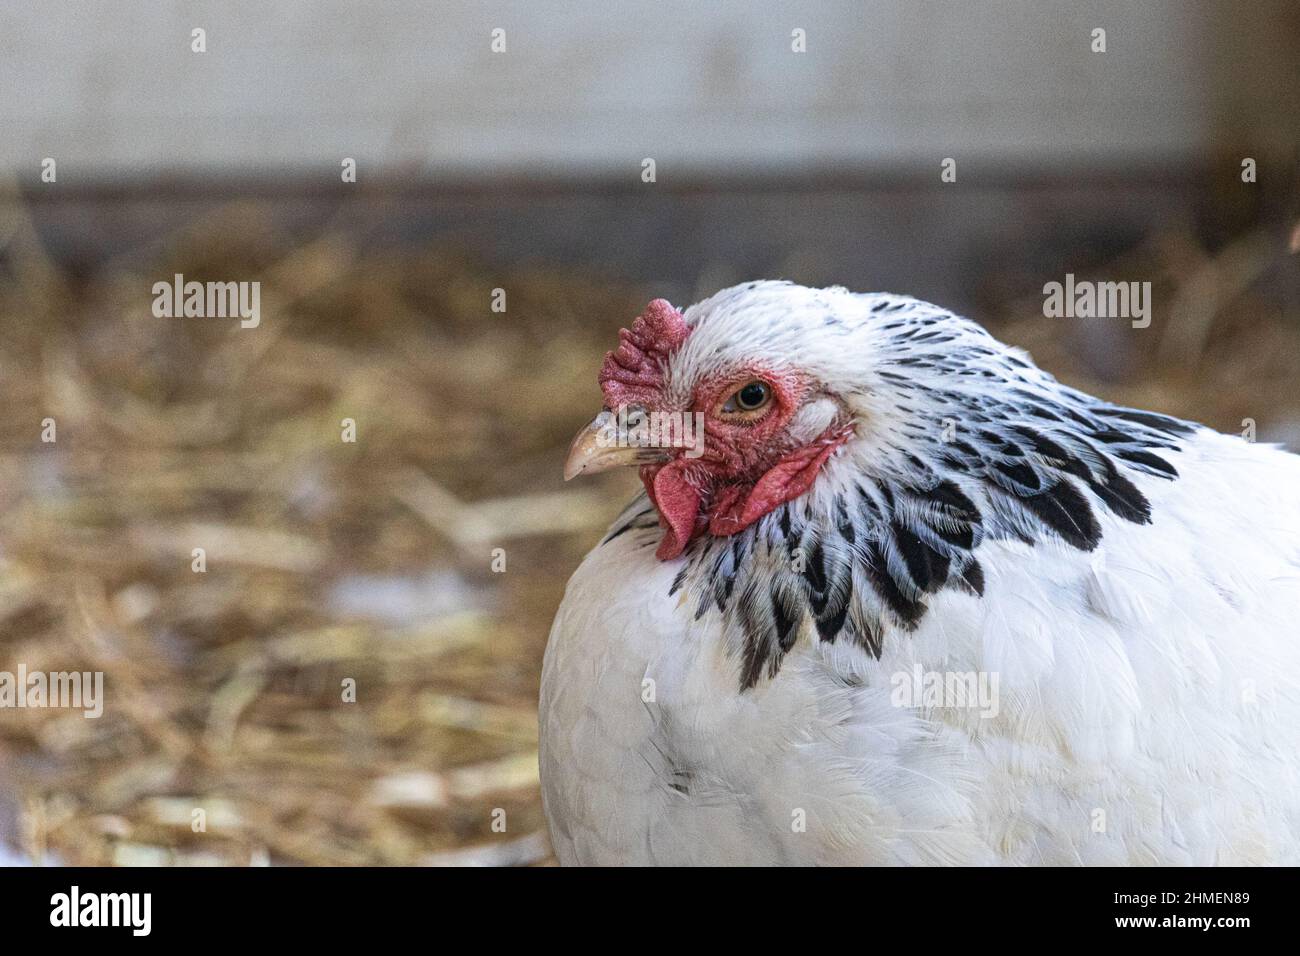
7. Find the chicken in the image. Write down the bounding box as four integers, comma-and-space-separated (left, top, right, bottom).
539, 281, 1300, 866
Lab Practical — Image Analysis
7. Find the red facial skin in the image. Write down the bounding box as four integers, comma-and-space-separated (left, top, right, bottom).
600, 300, 851, 560
641, 368, 851, 559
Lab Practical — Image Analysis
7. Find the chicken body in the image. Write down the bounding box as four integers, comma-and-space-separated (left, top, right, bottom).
540, 283, 1300, 865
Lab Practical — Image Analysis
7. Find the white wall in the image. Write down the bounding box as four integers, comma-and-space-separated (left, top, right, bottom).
0, 0, 1277, 178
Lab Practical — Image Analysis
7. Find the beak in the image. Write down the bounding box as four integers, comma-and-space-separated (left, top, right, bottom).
564, 410, 664, 480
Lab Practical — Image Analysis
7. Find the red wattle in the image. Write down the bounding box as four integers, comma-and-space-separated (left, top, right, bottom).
646, 462, 703, 560
709, 432, 849, 538
640, 429, 850, 560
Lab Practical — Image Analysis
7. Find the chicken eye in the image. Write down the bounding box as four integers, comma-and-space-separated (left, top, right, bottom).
718, 380, 773, 418
736, 382, 770, 409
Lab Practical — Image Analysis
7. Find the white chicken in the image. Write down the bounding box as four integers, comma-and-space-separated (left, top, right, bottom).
540, 281, 1300, 865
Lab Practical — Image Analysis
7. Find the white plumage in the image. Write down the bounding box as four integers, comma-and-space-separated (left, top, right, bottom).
540, 282, 1300, 865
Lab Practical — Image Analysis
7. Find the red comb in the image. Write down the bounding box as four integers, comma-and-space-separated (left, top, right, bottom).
598, 299, 690, 407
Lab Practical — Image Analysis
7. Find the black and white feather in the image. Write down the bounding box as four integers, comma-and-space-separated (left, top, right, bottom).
608, 286, 1195, 689
541, 282, 1300, 866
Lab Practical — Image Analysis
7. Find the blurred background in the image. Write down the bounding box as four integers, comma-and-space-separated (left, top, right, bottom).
1, 0, 1298, 865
